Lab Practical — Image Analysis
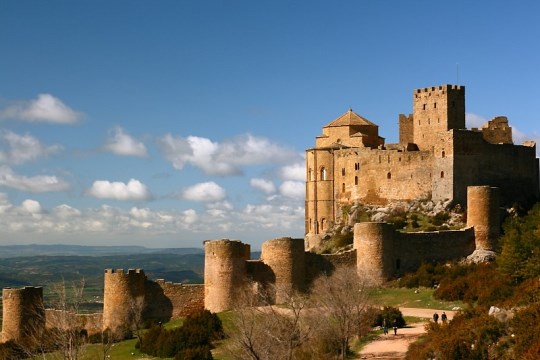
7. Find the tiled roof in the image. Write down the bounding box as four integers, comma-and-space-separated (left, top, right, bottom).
324, 108, 377, 127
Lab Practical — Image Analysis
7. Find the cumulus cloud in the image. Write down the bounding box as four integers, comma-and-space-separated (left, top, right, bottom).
158, 133, 300, 176
250, 178, 276, 194
279, 180, 305, 199
21, 199, 42, 214
87, 179, 151, 201
0, 94, 82, 124
0, 165, 70, 192
104, 127, 147, 157
181, 181, 226, 202
279, 161, 306, 181
0, 131, 63, 164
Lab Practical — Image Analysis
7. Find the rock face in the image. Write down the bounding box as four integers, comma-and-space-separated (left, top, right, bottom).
462, 249, 497, 264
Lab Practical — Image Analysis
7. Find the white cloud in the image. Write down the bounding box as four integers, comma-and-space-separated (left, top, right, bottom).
52, 204, 81, 218
279, 161, 306, 181
87, 179, 151, 201
181, 181, 226, 202
250, 178, 276, 194
104, 127, 147, 157
183, 209, 199, 224
0, 131, 63, 164
279, 180, 305, 199
0, 165, 70, 192
21, 199, 42, 214
465, 113, 488, 129
158, 133, 300, 176
0, 94, 82, 124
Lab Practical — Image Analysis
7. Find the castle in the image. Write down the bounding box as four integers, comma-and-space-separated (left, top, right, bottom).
2, 84, 539, 344
306, 84, 538, 238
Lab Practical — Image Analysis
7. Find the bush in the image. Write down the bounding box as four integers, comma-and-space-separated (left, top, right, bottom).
373, 306, 406, 328
399, 262, 450, 288
434, 263, 514, 306
138, 310, 223, 359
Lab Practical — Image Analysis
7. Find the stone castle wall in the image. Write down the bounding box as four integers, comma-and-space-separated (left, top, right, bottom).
144, 280, 204, 321
45, 310, 102, 337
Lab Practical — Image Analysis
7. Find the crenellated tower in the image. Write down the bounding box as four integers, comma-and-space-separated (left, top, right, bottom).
2, 286, 45, 343
102, 269, 146, 337
412, 84, 465, 151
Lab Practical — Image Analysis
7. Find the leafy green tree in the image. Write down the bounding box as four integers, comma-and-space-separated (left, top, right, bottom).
498, 203, 540, 282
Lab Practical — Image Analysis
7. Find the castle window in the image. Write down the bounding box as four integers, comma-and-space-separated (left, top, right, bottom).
441, 171, 444, 178
320, 167, 327, 181
355, 163, 360, 170
399, 157, 401, 162
423, 104, 426, 110
428, 118, 430, 124
321, 218, 327, 231
308, 168, 313, 181
442, 151, 446, 158
387, 172, 392, 179
342, 168, 345, 176
342, 183, 345, 192
434, 102, 437, 109
355, 176, 358, 185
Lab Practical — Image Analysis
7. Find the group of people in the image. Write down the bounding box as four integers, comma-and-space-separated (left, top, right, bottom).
381, 311, 448, 336
432, 311, 448, 324
381, 318, 398, 335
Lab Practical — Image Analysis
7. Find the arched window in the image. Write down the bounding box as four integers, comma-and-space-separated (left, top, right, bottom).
341, 168, 345, 176
321, 218, 327, 231
320, 167, 327, 181
441, 171, 445, 178
442, 151, 446, 158
355, 176, 358, 185
387, 172, 392, 179
342, 183, 345, 192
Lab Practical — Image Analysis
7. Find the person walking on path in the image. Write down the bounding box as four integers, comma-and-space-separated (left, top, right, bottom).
382, 318, 388, 335
393, 319, 398, 335
441, 311, 447, 324
433, 312, 439, 323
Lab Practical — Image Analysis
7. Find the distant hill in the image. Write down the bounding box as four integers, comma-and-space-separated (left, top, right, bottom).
0, 244, 203, 258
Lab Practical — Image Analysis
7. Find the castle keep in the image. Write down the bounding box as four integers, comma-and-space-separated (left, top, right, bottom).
306, 84, 539, 235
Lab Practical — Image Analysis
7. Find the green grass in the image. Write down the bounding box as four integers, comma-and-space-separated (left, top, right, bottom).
367, 287, 465, 310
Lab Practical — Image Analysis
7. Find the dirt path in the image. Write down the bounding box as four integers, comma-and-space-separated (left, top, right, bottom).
357, 308, 456, 359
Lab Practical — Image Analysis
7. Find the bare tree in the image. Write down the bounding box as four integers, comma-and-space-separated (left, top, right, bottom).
224, 283, 311, 360
308, 266, 372, 360
46, 278, 87, 360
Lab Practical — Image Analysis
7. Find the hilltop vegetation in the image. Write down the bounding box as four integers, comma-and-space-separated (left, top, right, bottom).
404, 202, 540, 359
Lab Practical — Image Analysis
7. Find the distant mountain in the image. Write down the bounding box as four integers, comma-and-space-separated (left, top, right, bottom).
0, 244, 203, 258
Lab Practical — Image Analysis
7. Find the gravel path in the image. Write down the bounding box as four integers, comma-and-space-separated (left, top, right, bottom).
357, 308, 457, 359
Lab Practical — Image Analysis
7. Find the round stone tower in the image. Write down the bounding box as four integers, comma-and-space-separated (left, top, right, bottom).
467, 186, 500, 251
102, 268, 146, 336
354, 222, 395, 286
2, 286, 45, 343
261, 237, 305, 304
204, 239, 250, 313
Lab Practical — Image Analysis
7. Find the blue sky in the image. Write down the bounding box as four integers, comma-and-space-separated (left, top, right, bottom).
1, 0, 539, 249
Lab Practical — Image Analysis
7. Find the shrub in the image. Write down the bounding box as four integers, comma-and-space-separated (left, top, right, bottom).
373, 306, 406, 328
138, 310, 223, 359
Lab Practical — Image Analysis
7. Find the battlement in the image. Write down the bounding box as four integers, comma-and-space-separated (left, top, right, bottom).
104, 268, 145, 275
415, 84, 464, 95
